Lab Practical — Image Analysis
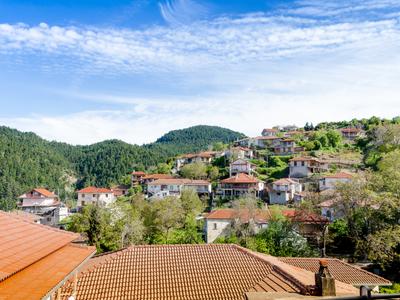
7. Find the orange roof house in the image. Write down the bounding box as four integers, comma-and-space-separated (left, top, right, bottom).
77, 186, 113, 194
60, 244, 359, 300
219, 173, 265, 199
0, 211, 95, 300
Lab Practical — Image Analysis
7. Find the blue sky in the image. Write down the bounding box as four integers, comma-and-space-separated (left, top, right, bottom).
0, 0, 400, 145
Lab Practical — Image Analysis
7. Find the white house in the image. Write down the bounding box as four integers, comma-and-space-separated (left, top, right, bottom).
289, 156, 328, 178
229, 159, 256, 176
176, 151, 222, 171
225, 146, 253, 160
147, 178, 211, 198
77, 186, 116, 207
204, 208, 270, 243
236, 136, 280, 149
261, 128, 278, 137
268, 178, 302, 205
319, 172, 353, 191
218, 173, 264, 198
18, 188, 67, 227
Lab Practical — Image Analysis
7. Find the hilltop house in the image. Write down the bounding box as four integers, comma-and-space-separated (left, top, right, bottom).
77, 186, 116, 208
18, 188, 68, 227
235, 136, 280, 149
204, 208, 270, 243
272, 138, 304, 155
229, 159, 256, 176
111, 184, 131, 197
217, 173, 264, 198
147, 178, 211, 198
340, 127, 362, 141
319, 172, 353, 191
268, 178, 302, 205
0, 211, 96, 300
261, 128, 278, 136
289, 156, 328, 178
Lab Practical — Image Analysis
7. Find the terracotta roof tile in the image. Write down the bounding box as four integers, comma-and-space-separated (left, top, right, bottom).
322, 172, 353, 179
205, 209, 271, 223
221, 173, 261, 184
149, 178, 210, 185
131, 171, 146, 175
18, 188, 58, 199
62, 244, 348, 300
142, 174, 175, 180
6, 210, 42, 223
282, 210, 329, 224
78, 186, 113, 193
273, 178, 299, 186
0, 210, 78, 282
278, 258, 391, 287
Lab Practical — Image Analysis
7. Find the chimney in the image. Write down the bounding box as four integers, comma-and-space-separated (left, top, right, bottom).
315, 259, 336, 296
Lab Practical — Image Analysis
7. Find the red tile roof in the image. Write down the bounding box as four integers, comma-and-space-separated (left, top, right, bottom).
142, 173, 175, 180
78, 186, 113, 194
205, 209, 271, 223
278, 258, 391, 287
6, 210, 42, 223
273, 178, 299, 186
18, 188, 58, 199
131, 171, 146, 176
341, 128, 361, 133
322, 172, 353, 179
60, 244, 358, 300
0, 211, 95, 299
283, 210, 329, 224
149, 178, 210, 186
221, 173, 260, 184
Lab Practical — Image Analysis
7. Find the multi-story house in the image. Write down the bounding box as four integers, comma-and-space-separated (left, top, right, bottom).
236, 136, 281, 149
272, 138, 304, 155
18, 188, 68, 227
131, 171, 146, 185
318, 172, 353, 191
175, 151, 222, 171
77, 186, 116, 208
217, 173, 264, 198
289, 156, 328, 178
229, 159, 256, 176
204, 208, 270, 243
225, 146, 253, 160
268, 178, 302, 205
261, 128, 278, 137
147, 178, 211, 198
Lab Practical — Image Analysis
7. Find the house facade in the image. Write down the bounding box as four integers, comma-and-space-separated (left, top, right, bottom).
261, 128, 278, 136
147, 178, 211, 198
18, 188, 68, 227
229, 159, 256, 176
340, 127, 362, 141
289, 156, 328, 178
268, 178, 302, 205
131, 171, 146, 185
217, 173, 264, 198
319, 172, 353, 191
204, 209, 270, 243
272, 138, 304, 155
176, 151, 222, 171
225, 146, 253, 160
77, 187, 116, 207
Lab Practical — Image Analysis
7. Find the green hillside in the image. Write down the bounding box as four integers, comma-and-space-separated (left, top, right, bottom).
0, 125, 245, 208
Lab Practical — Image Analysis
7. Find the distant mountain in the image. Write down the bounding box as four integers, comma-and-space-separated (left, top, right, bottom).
0, 125, 245, 208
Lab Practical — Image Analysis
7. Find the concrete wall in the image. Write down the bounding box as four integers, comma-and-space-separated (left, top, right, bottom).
205, 219, 232, 243
77, 192, 115, 207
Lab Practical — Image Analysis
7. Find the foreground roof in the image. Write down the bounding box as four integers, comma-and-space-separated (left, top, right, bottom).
278, 258, 391, 287
60, 244, 357, 300
221, 173, 261, 184
205, 209, 271, 223
6, 210, 43, 223
78, 186, 113, 193
0, 211, 95, 300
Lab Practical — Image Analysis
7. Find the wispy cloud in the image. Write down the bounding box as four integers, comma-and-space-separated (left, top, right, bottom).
159, 0, 209, 25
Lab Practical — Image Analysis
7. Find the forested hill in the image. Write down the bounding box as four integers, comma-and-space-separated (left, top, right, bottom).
0, 125, 245, 207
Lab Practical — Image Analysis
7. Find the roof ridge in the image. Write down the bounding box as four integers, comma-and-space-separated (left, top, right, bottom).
231, 245, 313, 295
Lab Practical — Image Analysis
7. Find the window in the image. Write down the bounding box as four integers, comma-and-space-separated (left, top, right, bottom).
213, 223, 217, 230
47, 217, 52, 222
277, 192, 281, 196
301, 161, 305, 166
294, 161, 298, 166
106, 194, 109, 197
93, 194, 96, 197
81, 201, 86, 206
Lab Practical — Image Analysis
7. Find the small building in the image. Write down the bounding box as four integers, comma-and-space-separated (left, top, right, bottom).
111, 184, 131, 197
176, 151, 222, 171
229, 159, 256, 176
225, 146, 254, 160
283, 210, 330, 238
268, 178, 302, 205
340, 127, 362, 141
77, 186, 116, 207
147, 178, 211, 198
204, 208, 270, 243
272, 138, 304, 155
261, 128, 278, 137
218, 173, 264, 198
319, 198, 339, 221
18, 188, 68, 227
141, 173, 175, 185
319, 172, 353, 191
235, 136, 280, 149
131, 171, 146, 185
289, 156, 328, 178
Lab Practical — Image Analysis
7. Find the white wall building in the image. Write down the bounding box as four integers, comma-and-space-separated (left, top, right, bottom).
289, 157, 328, 178
204, 209, 270, 243
268, 178, 302, 205
319, 172, 353, 191
77, 187, 116, 207
229, 159, 256, 176
147, 178, 211, 198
